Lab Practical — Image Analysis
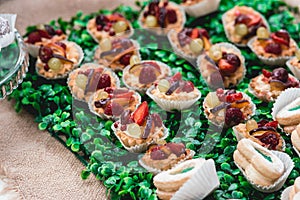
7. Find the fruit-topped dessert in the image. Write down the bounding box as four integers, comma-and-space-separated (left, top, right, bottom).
138, 0, 186, 35
122, 60, 171, 93
139, 142, 194, 173
146, 72, 201, 111
233, 119, 284, 151
197, 42, 245, 88
24, 24, 67, 57
203, 88, 255, 127
248, 29, 298, 65
249, 68, 299, 102
88, 87, 141, 120
286, 50, 300, 80
67, 63, 120, 102
168, 27, 211, 61
180, 0, 220, 17
35, 41, 83, 79
94, 38, 140, 71
87, 12, 133, 43
222, 6, 269, 46
111, 101, 169, 153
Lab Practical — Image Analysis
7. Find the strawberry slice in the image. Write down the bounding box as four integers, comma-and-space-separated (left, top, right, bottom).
247, 15, 262, 27
264, 121, 278, 128
262, 69, 271, 78
170, 72, 182, 82
218, 59, 238, 76
133, 101, 149, 125
271, 31, 290, 47
190, 28, 199, 39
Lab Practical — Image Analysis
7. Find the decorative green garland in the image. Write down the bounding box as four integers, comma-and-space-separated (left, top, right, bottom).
9, 0, 300, 199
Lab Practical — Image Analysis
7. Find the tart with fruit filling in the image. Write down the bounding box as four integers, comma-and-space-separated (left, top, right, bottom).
198, 43, 245, 88
138, 0, 186, 34
233, 119, 284, 151
139, 142, 194, 173
222, 6, 269, 46
248, 29, 298, 65
112, 101, 168, 153
89, 87, 141, 120
25, 24, 67, 57
249, 68, 299, 102
168, 27, 211, 60
147, 72, 201, 111
94, 38, 140, 71
36, 41, 83, 79
122, 60, 171, 92
203, 88, 255, 127
67, 63, 120, 102
87, 13, 133, 43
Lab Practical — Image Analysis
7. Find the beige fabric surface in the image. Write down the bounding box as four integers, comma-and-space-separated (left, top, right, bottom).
0, 0, 137, 199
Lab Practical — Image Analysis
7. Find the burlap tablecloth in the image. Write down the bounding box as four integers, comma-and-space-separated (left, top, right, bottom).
0, 0, 136, 199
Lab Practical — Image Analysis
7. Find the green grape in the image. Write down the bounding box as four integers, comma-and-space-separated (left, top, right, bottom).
113, 21, 128, 33
209, 46, 222, 61
130, 55, 141, 66
256, 27, 270, 39
246, 119, 258, 132
296, 49, 300, 60
126, 123, 141, 138
97, 91, 109, 100
145, 15, 157, 27
234, 24, 248, 36
100, 38, 112, 51
48, 57, 63, 72
206, 92, 220, 108
75, 74, 88, 90
157, 79, 170, 92
189, 38, 204, 54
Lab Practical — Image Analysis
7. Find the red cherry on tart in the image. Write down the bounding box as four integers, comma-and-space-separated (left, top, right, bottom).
112, 101, 167, 153
233, 119, 283, 151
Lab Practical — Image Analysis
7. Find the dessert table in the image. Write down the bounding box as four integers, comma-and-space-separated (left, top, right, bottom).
1, 0, 300, 200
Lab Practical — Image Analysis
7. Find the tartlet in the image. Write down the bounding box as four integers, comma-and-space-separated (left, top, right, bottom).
233, 139, 293, 193
167, 28, 211, 61
139, 142, 195, 173
122, 60, 171, 93
111, 101, 169, 153
87, 13, 133, 43
289, 177, 300, 200
138, 0, 186, 35
248, 29, 298, 66
153, 158, 219, 200
222, 6, 270, 46
24, 24, 67, 57
67, 63, 120, 102
203, 88, 255, 127
197, 42, 245, 89
88, 87, 141, 120
146, 72, 201, 112
94, 38, 140, 71
291, 124, 300, 157
249, 68, 299, 102
180, 0, 220, 18
233, 119, 284, 151
35, 41, 83, 79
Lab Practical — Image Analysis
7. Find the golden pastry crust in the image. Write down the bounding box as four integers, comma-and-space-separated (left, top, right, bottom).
140, 149, 193, 171
223, 6, 268, 45
114, 126, 165, 148
138, 1, 185, 34
198, 44, 245, 88
249, 74, 299, 102
276, 97, 300, 126
86, 17, 133, 43
36, 41, 83, 79
94, 39, 140, 71
67, 63, 119, 102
